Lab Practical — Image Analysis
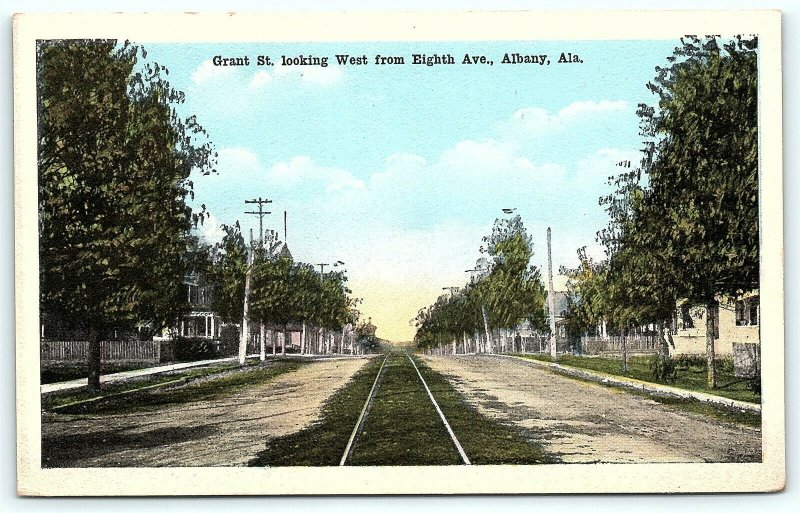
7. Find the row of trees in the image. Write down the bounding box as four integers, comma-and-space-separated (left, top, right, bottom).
561, 36, 759, 386
191, 224, 371, 356
413, 215, 549, 354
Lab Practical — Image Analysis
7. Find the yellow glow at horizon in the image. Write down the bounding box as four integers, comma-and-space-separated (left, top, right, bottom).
349, 279, 446, 343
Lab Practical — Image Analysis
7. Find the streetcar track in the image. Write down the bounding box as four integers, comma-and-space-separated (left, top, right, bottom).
339, 352, 471, 466
405, 352, 471, 465
339, 354, 389, 466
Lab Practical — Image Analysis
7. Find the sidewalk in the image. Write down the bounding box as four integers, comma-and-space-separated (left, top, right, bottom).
41, 353, 375, 394
492, 354, 761, 413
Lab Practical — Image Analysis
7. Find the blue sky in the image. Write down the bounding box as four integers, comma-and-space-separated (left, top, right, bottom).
145, 39, 678, 340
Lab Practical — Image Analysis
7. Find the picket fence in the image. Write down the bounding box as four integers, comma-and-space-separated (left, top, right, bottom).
580, 335, 659, 355
40, 340, 161, 362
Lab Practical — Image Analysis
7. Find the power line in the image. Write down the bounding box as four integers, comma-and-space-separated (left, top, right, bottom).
244, 197, 272, 245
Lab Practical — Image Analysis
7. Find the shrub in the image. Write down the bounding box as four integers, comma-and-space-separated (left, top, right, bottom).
718, 356, 735, 374
673, 354, 707, 370
649, 354, 677, 383
173, 337, 216, 361
746, 377, 761, 395
218, 325, 240, 356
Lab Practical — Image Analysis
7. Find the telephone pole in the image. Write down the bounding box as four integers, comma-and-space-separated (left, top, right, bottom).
547, 227, 558, 361
244, 197, 272, 244
318, 263, 329, 277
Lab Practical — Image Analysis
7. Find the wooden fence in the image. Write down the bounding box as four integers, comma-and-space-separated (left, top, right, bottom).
580, 335, 659, 356
41, 340, 160, 362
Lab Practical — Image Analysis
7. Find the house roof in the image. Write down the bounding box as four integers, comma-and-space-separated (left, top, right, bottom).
278, 243, 293, 260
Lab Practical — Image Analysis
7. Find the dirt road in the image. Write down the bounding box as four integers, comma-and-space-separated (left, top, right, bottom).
422, 355, 761, 463
42, 358, 369, 467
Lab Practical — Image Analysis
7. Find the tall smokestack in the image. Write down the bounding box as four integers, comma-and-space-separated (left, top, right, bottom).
284, 211, 287, 242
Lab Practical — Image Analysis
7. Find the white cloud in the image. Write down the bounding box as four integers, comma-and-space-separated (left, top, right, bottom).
273, 63, 343, 85
440, 139, 538, 174
575, 148, 640, 185
217, 147, 260, 173
508, 100, 629, 136
195, 213, 226, 246
249, 70, 273, 88
268, 157, 364, 192
556, 100, 628, 120
191, 60, 237, 84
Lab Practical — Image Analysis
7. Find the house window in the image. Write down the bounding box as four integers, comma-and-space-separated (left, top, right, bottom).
680, 304, 694, 329
736, 296, 759, 326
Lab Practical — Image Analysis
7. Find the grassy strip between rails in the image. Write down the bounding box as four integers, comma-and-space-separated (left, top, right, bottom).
249, 355, 385, 466
412, 355, 556, 464
518, 355, 760, 427
48, 359, 308, 415
346, 352, 462, 466
515, 353, 760, 404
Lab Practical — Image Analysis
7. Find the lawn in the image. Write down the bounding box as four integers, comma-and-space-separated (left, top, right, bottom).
516, 353, 760, 404
41, 361, 159, 384
46, 359, 306, 414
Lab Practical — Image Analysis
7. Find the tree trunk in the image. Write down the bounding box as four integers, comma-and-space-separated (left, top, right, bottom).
259, 322, 265, 361
271, 329, 276, 355
281, 328, 286, 355
706, 300, 718, 388
621, 326, 629, 373
87, 325, 102, 391
301, 321, 306, 354
481, 306, 492, 354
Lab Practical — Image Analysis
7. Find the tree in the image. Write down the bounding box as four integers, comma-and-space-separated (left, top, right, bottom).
599, 36, 758, 386
477, 216, 548, 351
209, 223, 248, 323
637, 36, 758, 387
38, 40, 215, 389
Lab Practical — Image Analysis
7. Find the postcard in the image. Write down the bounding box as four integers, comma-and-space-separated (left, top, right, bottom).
14, 10, 784, 495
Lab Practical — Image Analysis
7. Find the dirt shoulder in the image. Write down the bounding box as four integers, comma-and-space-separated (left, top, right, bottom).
42, 358, 369, 467
422, 355, 761, 463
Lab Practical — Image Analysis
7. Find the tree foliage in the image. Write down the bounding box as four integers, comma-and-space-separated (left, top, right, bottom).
414, 215, 547, 351
208, 223, 248, 323
587, 36, 759, 385
37, 40, 216, 387
249, 252, 352, 331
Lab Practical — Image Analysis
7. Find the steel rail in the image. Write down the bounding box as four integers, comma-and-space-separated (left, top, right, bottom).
339, 354, 389, 466
405, 352, 471, 465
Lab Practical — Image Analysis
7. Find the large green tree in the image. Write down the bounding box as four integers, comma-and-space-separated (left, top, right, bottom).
477, 216, 548, 351
38, 40, 215, 389
599, 36, 758, 386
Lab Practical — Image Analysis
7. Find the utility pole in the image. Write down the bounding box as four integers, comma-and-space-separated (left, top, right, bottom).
244, 197, 272, 244
547, 227, 558, 361
318, 263, 328, 277
239, 238, 254, 365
